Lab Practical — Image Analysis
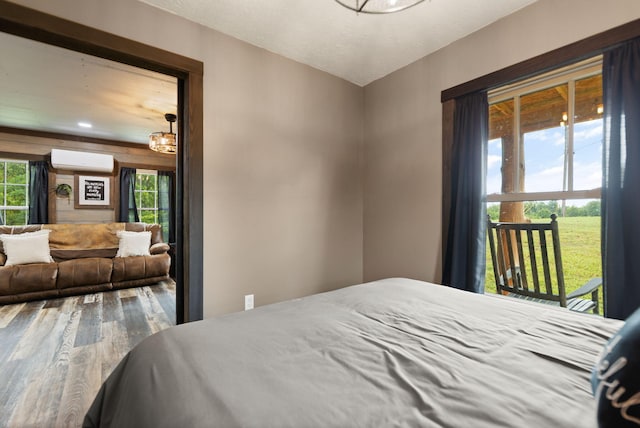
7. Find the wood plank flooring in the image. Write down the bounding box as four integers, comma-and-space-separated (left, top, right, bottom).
0, 280, 176, 428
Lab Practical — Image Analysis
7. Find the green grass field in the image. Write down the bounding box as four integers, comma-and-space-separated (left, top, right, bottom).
485, 216, 603, 313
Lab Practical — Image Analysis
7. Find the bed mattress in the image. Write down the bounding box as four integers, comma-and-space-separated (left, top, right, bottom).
84, 278, 621, 427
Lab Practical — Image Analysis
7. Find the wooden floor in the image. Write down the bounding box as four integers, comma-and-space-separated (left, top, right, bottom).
0, 280, 176, 428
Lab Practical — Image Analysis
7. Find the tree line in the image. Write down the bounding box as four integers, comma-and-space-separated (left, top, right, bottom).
487, 200, 601, 221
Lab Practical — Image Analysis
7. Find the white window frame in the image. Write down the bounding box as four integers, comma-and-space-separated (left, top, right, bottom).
0, 159, 30, 225
135, 169, 159, 224
487, 57, 603, 203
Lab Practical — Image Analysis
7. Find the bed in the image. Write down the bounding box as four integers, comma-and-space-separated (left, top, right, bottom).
83, 278, 624, 427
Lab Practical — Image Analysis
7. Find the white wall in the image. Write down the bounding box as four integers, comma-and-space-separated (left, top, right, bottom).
362, 0, 640, 283
9, 0, 364, 317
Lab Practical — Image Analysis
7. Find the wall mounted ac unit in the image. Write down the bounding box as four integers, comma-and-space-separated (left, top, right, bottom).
50, 149, 114, 173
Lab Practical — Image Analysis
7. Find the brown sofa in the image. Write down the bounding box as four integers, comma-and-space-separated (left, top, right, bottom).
0, 222, 171, 305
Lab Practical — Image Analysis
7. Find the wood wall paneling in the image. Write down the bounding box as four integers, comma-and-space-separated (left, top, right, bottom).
0, 130, 174, 224
56, 174, 115, 223
0, 131, 175, 170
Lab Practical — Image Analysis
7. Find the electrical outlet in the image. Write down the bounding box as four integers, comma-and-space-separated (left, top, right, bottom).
244, 294, 254, 311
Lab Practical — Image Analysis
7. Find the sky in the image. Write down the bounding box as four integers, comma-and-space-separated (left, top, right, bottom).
487, 118, 603, 207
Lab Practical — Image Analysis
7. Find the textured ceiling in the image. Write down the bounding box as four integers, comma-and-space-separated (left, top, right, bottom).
139, 0, 538, 86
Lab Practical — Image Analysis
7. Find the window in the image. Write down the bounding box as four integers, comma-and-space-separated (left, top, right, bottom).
485, 58, 604, 308
487, 57, 603, 218
132, 168, 174, 243
0, 159, 29, 225
135, 169, 159, 224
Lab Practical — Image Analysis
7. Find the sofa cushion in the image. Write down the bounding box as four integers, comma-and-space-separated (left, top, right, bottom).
0, 225, 44, 255
0, 263, 58, 296
150, 243, 170, 255
57, 258, 113, 289
44, 223, 124, 261
112, 254, 171, 283
0, 230, 54, 266
51, 248, 118, 262
116, 231, 151, 257
44, 223, 124, 250
126, 223, 163, 245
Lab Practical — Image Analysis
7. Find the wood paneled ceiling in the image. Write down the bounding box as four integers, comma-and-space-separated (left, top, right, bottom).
0, 32, 177, 144
490, 74, 603, 140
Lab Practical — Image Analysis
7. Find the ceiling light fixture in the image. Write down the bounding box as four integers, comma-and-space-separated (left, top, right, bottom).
334, 0, 425, 14
149, 113, 177, 154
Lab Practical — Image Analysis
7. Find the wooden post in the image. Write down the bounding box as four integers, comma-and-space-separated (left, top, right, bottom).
499, 134, 527, 223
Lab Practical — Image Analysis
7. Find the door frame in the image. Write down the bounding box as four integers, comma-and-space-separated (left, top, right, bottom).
0, 1, 204, 322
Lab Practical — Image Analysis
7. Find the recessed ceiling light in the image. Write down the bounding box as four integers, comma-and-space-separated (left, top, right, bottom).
78, 122, 92, 128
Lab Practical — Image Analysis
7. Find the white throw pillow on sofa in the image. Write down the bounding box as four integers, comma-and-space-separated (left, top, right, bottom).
116, 231, 151, 257
0, 229, 54, 266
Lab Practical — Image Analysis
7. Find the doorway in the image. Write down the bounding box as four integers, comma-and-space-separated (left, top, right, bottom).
0, 0, 204, 323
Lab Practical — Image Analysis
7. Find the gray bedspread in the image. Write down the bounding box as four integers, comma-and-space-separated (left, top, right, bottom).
84, 278, 622, 428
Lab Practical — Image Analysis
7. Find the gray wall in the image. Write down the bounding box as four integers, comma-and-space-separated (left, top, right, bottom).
362, 0, 640, 284
203, 36, 363, 316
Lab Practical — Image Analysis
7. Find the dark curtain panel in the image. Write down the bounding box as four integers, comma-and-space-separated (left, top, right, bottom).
158, 170, 175, 244
118, 167, 139, 222
602, 38, 640, 319
442, 91, 488, 293
28, 160, 49, 224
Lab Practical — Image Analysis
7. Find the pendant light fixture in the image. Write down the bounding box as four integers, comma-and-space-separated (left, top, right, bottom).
149, 113, 177, 154
334, 0, 425, 14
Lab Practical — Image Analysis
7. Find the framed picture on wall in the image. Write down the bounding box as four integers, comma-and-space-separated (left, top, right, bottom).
74, 174, 114, 209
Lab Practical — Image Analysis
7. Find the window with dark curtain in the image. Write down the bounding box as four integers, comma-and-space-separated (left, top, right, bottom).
28, 160, 48, 224
442, 91, 488, 293
118, 167, 139, 222
601, 37, 640, 320
158, 170, 175, 244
